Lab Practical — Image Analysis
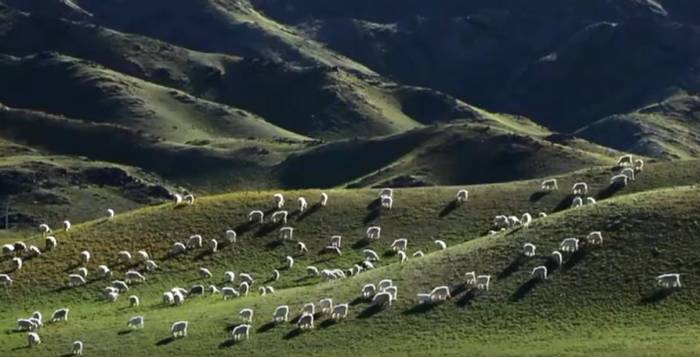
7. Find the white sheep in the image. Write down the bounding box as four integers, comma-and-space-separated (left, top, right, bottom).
184, 194, 195, 205
306, 266, 320, 276
416, 293, 433, 305
232, 324, 251, 341
240, 308, 254, 323
14, 241, 27, 253
171, 321, 188, 338
361, 283, 376, 298
587, 231, 604, 246
173, 291, 185, 305
72, 340, 83, 355
248, 210, 264, 223
378, 279, 393, 291
656, 273, 681, 289
27, 332, 41, 347
318, 298, 333, 315
586, 197, 597, 205
320, 192, 329, 207
162, 292, 175, 305
617, 154, 633, 167
508, 216, 521, 227
523, 243, 536, 258
145, 260, 158, 272
279, 227, 294, 241
50, 308, 69, 323
16, 319, 38, 331
430, 286, 451, 301
273, 305, 289, 323
107, 208, 115, 220
170, 242, 187, 256
118, 251, 132, 263
465, 272, 477, 287
383, 286, 398, 300
435, 240, 447, 250
398, 250, 407, 264
272, 269, 280, 281
11, 257, 22, 270
174, 193, 183, 206
363, 249, 380, 261
572, 182, 588, 195
136, 250, 149, 261
32, 311, 42, 323
225, 230, 237, 244
551, 251, 563, 266
301, 302, 315, 316
560, 238, 579, 253
324, 245, 342, 256
239, 281, 250, 296
621, 167, 635, 181
222, 287, 239, 300
272, 210, 288, 224
209, 285, 220, 294
297, 242, 309, 254
532, 266, 548, 280
331, 303, 349, 321
239, 273, 254, 285
571, 197, 584, 208
391, 238, 408, 252
541, 178, 559, 191
63, 220, 72, 232
39, 223, 51, 235
209, 239, 218, 253
285, 255, 294, 269
224, 271, 236, 283
273, 193, 285, 209
521, 213, 533, 228
330, 235, 342, 248
97, 265, 112, 278
129, 295, 140, 307
298, 197, 308, 212
366, 226, 381, 240
380, 195, 393, 209
362, 260, 375, 270
127, 316, 144, 329
187, 235, 203, 249
539, 212, 547, 218
79, 250, 91, 264
634, 159, 644, 172
125, 271, 146, 284
198, 267, 213, 279
372, 291, 393, 307
171, 287, 188, 296
456, 189, 469, 203
476, 275, 491, 291
68, 274, 86, 287
112, 280, 129, 292
298, 313, 314, 330
610, 174, 629, 186
413, 250, 424, 258
45, 236, 57, 251
493, 215, 510, 228
27, 245, 41, 257
0, 274, 12, 288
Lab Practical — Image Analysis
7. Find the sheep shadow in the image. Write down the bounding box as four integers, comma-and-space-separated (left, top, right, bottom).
155, 337, 176, 346
50, 284, 74, 293
357, 304, 384, 319
193, 250, 214, 261
349, 297, 366, 306
297, 203, 321, 221
11, 346, 30, 351
319, 319, 337, 329
265, 240, 284, 250
366, 198, 381, 210
529, 191, 551, 203
294, 276, 314, 284
257, 321, 277, 333
363, 210, 380, 224
382, 250, 397, 258
218, 339, 238, 348
117, 329, 133, 335
351, 238, 371, 249
283, 328, 304, 340
498, 255, 526, 280
233, 221, 256, 236
562, 250, 588, 271
450, 283, 469, 297
403, 303, 436, 315
254, 222, 283, 238
456, 289, 477, 308
439, 200, 460, 218
639, 289, 677, 305
224, 323, 243, 333
60, 353, 74, 357
289, 314, 303, 325
553, 194, 575, 213
596, 183, 624, 200
510, 278, 541, 301
63, 262, 81, 273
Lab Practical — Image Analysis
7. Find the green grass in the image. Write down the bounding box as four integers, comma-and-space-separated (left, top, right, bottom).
1, 160, 700, 355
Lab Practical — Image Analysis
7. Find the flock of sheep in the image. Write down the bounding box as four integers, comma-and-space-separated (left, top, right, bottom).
2, 154, 682, 353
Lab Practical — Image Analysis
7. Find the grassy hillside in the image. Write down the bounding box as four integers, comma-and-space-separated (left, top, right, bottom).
1, 159, 699, 355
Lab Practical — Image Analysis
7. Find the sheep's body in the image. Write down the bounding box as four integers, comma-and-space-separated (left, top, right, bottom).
125, 270, 146, 284
39, 223, 51, 235
361, 283, 376, 298
617, 154, 633, 167
27, 332, 41, 347
239, 281, 250, 296
587, 231, 604, 246
72, 340, 84, 355
363, 249, 380, 261
224, 271, 236, 283
379, 188, 393, 198
330, 235, 342, 248
248, 210, 264, 224
331, 304, 349, 321
170, 242, 187, 256
198, 267, 213, 279
456, 189, 469, 203
398, 250, 407, 264
105, 291, 119, 302
285, 256, 294, 269
586, 197, 597, 205
493, 215, 510, 228
50, 308, 69, 323
391, 238, 408, 252
128, 295, 140, 307
145, 260, 158, 272
621, 167, 635, 181
17, 319, 39, 331
611, 174, 629, 186
127, 316, 144, 329
297, 197, 308, 212
571, 197, 584, 208
298, 313, 314, 330
302, 303, 315, 316
372, 291, 393, 307
107, 208, 115, 220
68, 274, 86, 287
413, 250, 424, 258
380, 195, 393, 209
45, 236, 57, 251
279, 227, 294, 241
239, 273, 254, 285
162, 292, 175, 305
320, 192, 329, 207
173, 291, 185, 305
362, 260, 375, 270
551, 251, 563, 266
187, 235, 203, 249
171, 321, 188, 338
222, 287, 240, 300
209, 239, 218, 253
572, 182, 589, 195
378, 279, 393, 291
539, 212, 547, 218
306, 266, 320, 276
272, 210, 288, 224
273, 305, 289, 323
189, 285, 205, 295
657, 273, 681, 289
1, 244, 14, 256
136, 250, 149, 261
465, 272, 477, 287
560, 238, 580, 253
273, 193, 285, 209
476, 275, 491, 291
225, 230, 237, 244
430, 286, 451, 302
240, 308, 254, 323
521, 213, 533, 228
435, 240, 447, 250
232, 324, 251, 341
97, 265, 112, 278
79, 251, 91, 264
383, 286, 398, 300
319, 298, 333, 315
541, 178, 558, 191
324, 245, 342, 256
174, 193, 183, 206
32, 311, 42, 323
118, 250, 132, 263
366, 226, 381, 240
635, 159, 644, 172
11, 257, 22, 270
184, 194, 195, 205
0, 274, 12, 288
523, 243, 536, 258
63, 220, 71, 232
532, 266, 548, 280
112, 280, 129, 292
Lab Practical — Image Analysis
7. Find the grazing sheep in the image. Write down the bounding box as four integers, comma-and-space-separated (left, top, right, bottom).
380, 195, 393, 209
363, 249, 380, 261
571, 197, 584, 208
273, 193, 285, 209
361, 283, 376, 298
294, 242, 308, 255
302, 303, 315, 316
372, 291, 393, 307
319, 298, 333, 315
508, 216, 521, 227
572, 182, 589, 195
413, 250, 425, 258
171, 287, 188, 296
171, 321, 188, 338
125, 271, 146, 284
378, 279, 393, 291
298, 313, 314, 330
103, 286, 118, 296
162, 292, 174, 305
170, 242, 187, 256
587, 231, 604, 246
465, 272, 477, 287
129, 295, 140, 307
306, 266, 320, 277
476, 275, 491, 291
174, 194, 183, 205
532, 266, 548, 280
586, 197, 597, 205
79, 251, 91, 264
224, 271, 236, 283
50, 308, 69, 323
383, 286, 398, 300
284, 256, 294, 269
523, 243, 536, 258
617, 154, 633, 167
273, 305, 289, 323
656, 273, 681, 289
32, 311, 42, 323
610, 174, 629, 186
456, 189, 469, 203
39, 223, 51, 235
106, 291, 120, 302
521, 213, 533, 228
189, 285, 205, 295
634, 159, 644, 172
272, 210, 288, 224
551, 251, 563, 266
320, 192, 329, 207
184, 194, 195, 205
240, 308, 254, 323
391, 238, 408, 252
127, 316, 144, 329
27, 332, 41, 347
416, 293, 433, 305
539, 212, 547, 218
324, 245, 342, 256
11, 257, 22, 270
362, 260, 375, 270
63, 220, 71, 232
541, 178, 559, 191
493, 215, 510, 228
198, 268, 213, 279
330, 235, 342, 248
209, 239, 218, 253
209, 285, 220, 294
269, 269, 280, 282
72, 340, 83, 355
107, 208, 115, 220
239, 273, 254, 285
435, 240, 447, 250
560, 238, 579, 253
68, 274, 86, 287
222, 287, 239, 300
248, 210, 264, 224
13, 241, 26, 254
621, 167, 635, 181
379, 188, 394, 197
45, 236, 57, 251
297, 197, 308, 212
145, 260, 158, 272
430, 286, 451, 302
27, 245, 41, 257
366, 226, 381, 240
112, 280, 129, 292
97, 265, 112, 278
137, 250, 149, 261
0, 274, 12, 288
398, 251, 407, 264
16, 319, 38, 331
232, 324, 251, 341
118, 251, 132, 263
187, 235, 203, 249
239, 282, 250, 296
331, 304, 349, 321
279, 227, 294, 241
173, 291, 186, 305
